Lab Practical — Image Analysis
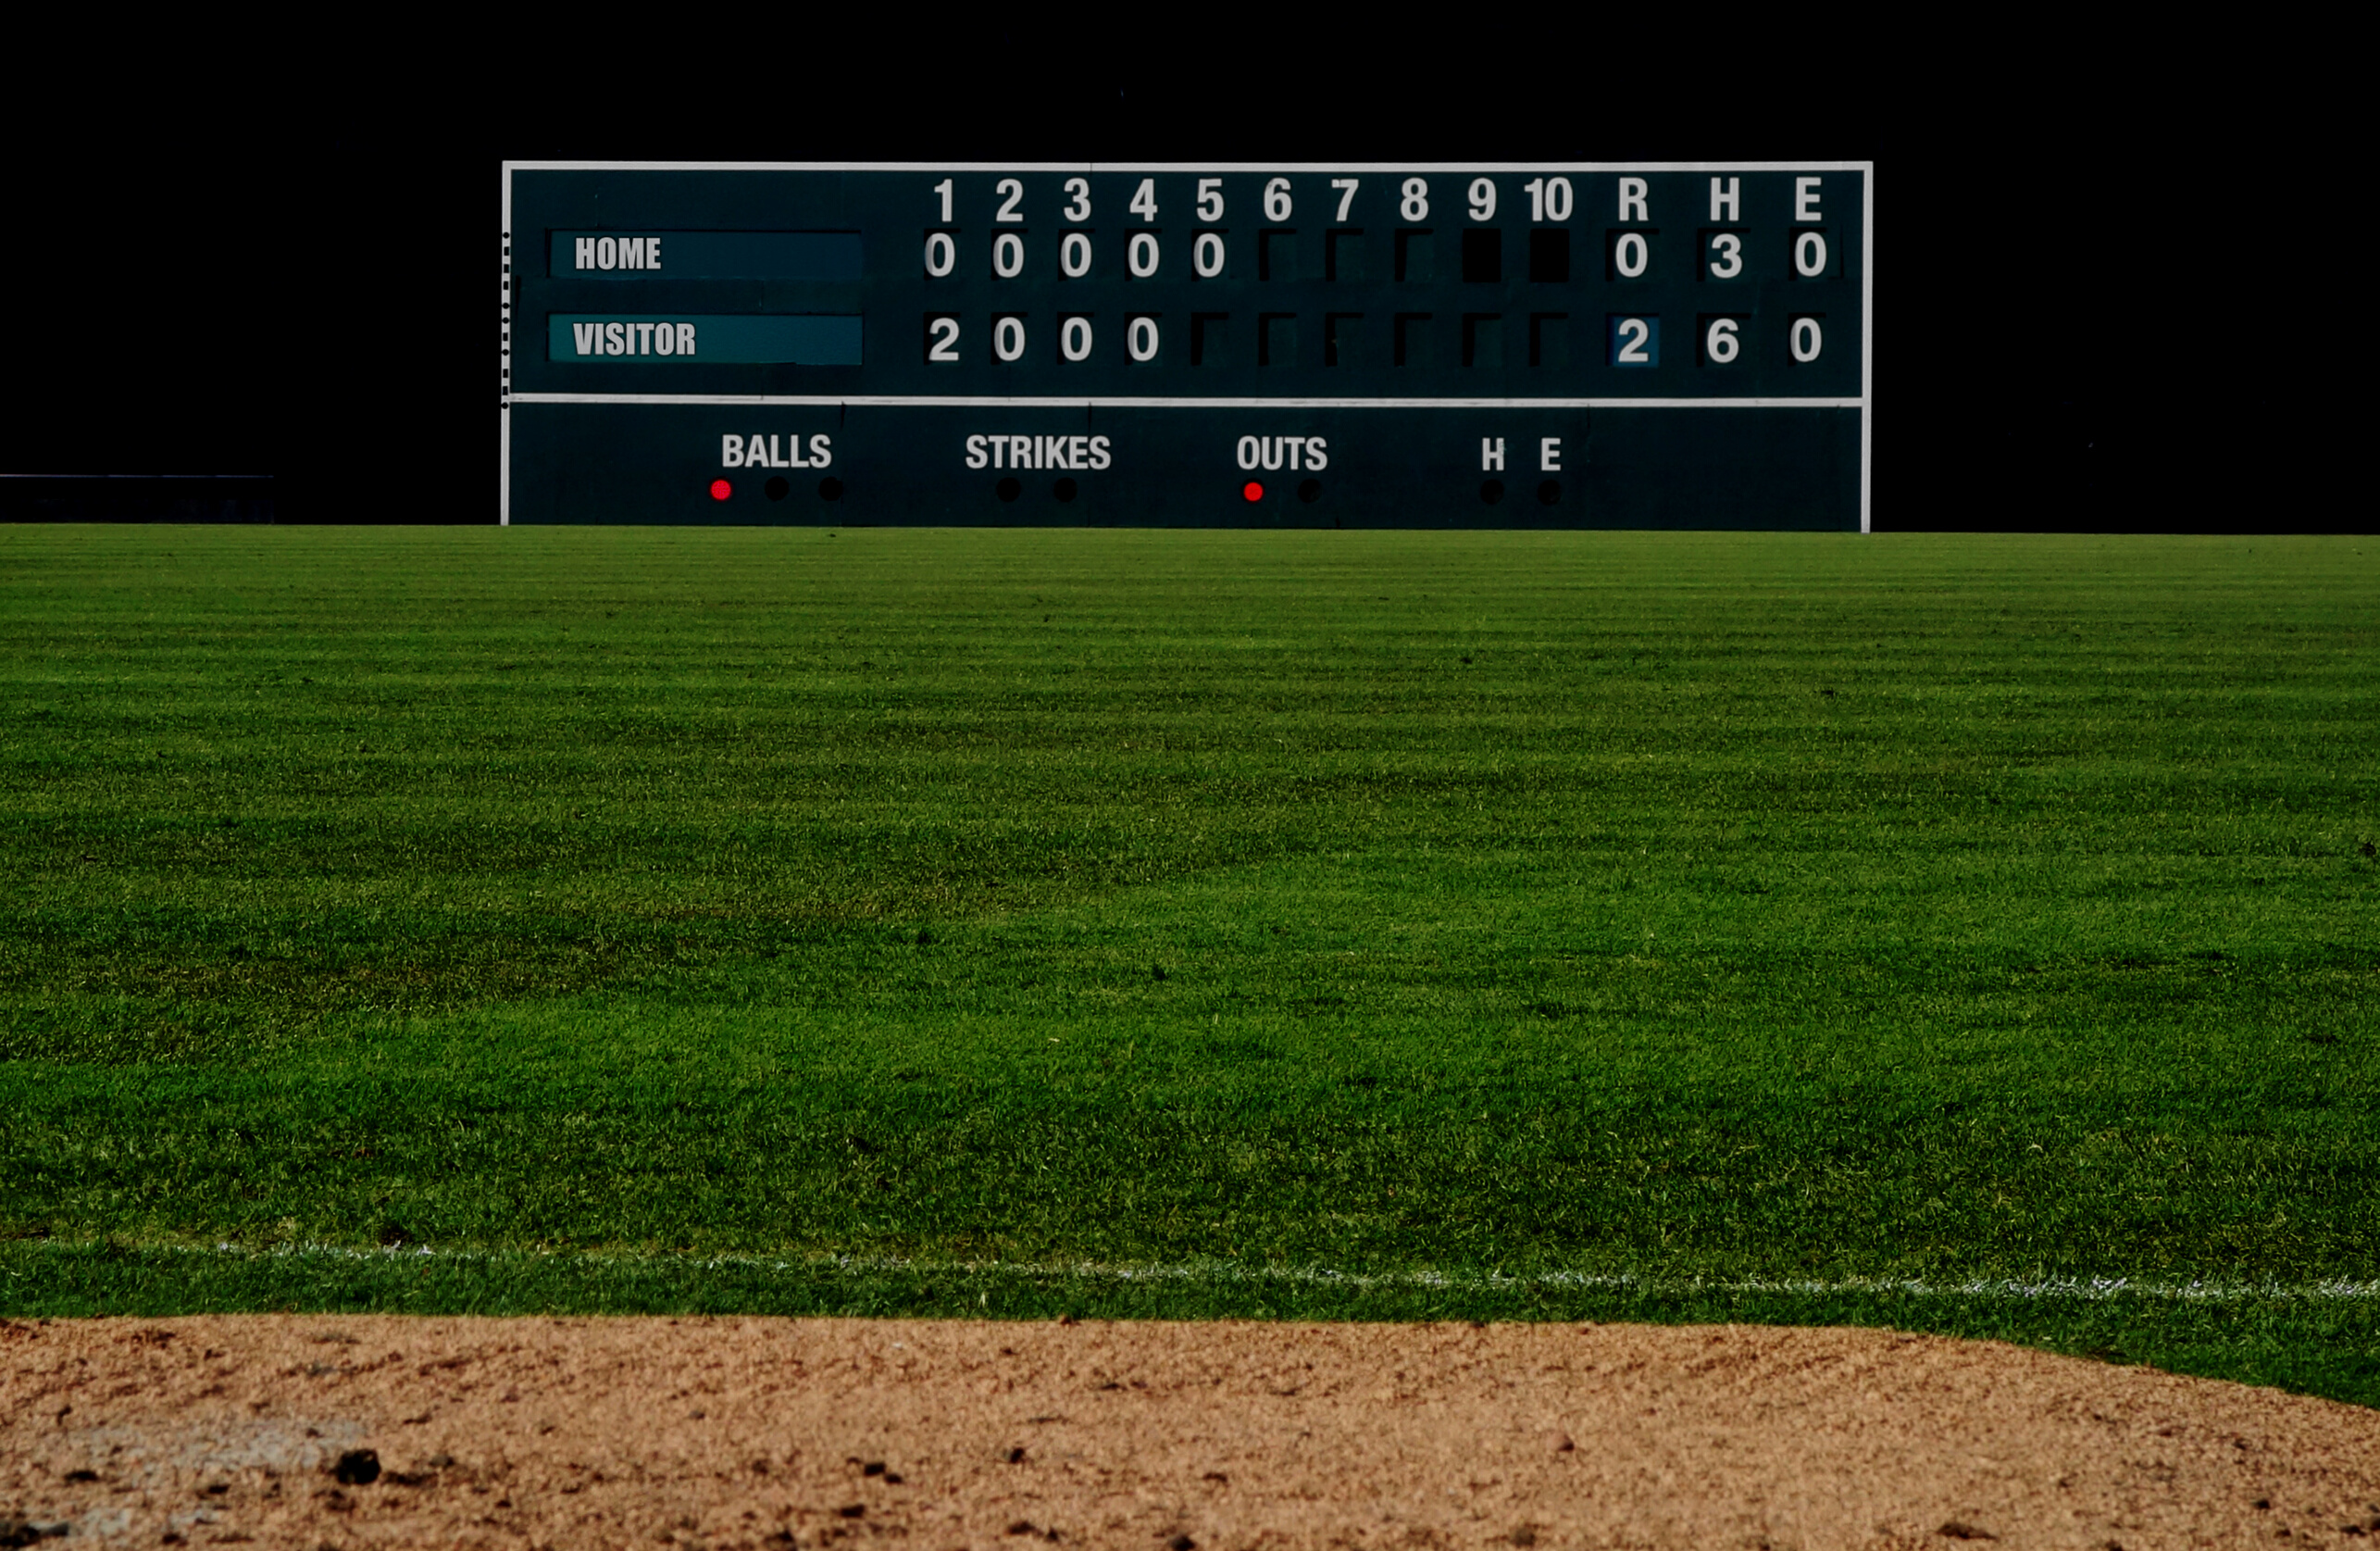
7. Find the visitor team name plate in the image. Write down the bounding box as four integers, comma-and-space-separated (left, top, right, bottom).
502, 162, 1871, 529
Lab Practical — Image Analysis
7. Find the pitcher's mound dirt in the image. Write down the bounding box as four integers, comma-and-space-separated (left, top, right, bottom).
3, 1317, 2374, 1550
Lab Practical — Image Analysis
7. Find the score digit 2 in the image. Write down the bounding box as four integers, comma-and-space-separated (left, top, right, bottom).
503, 162, 1869, 530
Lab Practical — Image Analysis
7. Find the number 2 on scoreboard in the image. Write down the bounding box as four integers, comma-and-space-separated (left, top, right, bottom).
926, 316, 960, 363
1609, 315, 1659, 368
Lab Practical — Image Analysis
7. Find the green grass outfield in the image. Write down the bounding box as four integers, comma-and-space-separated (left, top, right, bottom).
3, 526, 2374, 1405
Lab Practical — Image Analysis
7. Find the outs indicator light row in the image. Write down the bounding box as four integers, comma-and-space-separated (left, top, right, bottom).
1243, 479, 1326, 503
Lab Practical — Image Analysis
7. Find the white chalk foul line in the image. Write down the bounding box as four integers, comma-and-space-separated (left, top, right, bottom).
804, 1256, 2380, 1304
22, 1241, 2380, 1304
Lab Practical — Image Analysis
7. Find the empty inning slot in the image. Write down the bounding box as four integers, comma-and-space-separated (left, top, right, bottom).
1327, 229, 1365, 281
1325, 313, 1362, 367
1530, 313, 1570, 369
1528, 229, 1570, 283
1462, 229, 1502, 283
1394, 313, 1432, 368
1260, 231, 1300, 281
1394, 230, 1434, 283
1191, 313, 1231, 368
1260, 314, 1299, 367
1462, 314, 1503, 369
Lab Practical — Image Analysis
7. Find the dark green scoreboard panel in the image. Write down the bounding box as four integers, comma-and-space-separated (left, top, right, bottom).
501, 163, 1870, 530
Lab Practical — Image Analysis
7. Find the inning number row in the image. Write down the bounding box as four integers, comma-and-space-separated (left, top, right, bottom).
930, 174, 1834, 227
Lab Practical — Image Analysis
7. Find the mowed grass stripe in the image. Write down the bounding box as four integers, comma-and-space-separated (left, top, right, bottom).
1, 528, 2374, 1404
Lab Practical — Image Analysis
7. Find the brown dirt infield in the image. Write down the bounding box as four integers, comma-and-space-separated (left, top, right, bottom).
3, 1316, 2374, 1549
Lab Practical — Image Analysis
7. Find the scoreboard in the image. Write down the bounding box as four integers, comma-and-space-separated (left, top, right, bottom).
501, 163, 1870, 530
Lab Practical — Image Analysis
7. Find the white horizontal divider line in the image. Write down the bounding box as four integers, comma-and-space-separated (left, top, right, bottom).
510, 394, 1862, 410
505, 161, 1875, 176
47, 1241, 2380, 1304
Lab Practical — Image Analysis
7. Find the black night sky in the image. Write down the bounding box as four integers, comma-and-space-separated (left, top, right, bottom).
1, 38, 2343, 532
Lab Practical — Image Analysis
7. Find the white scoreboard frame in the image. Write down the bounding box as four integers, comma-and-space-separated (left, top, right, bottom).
501, 161, 1873, 532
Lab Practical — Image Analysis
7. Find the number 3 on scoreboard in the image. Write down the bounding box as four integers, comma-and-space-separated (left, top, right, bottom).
926, 316, 961, 363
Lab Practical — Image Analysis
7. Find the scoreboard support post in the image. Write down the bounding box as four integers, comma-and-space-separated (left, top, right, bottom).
501, 163, 1871, 532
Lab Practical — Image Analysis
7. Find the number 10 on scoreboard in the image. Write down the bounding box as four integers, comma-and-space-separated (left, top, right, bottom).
502, 162, 1870, 530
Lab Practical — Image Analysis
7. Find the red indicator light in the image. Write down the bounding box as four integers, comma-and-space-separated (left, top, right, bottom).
1242, 482, 1264, 502
709, 479, 732, 501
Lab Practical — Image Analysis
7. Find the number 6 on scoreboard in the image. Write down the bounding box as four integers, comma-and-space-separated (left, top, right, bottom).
1700, 315, 1746, 366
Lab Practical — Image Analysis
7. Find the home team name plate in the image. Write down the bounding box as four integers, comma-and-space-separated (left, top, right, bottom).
501, 162, 1870, 529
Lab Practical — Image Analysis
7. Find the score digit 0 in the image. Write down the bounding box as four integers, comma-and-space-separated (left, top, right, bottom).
505, 163, 1867, 532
